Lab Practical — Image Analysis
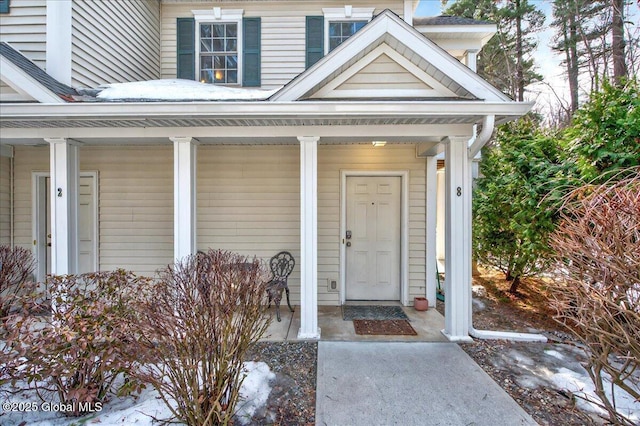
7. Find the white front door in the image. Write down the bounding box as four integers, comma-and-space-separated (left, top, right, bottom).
34, 173, 97, 281
345, 176, 401, 300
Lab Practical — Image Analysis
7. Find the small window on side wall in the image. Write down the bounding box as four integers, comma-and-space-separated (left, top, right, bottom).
0, 0, 10, 14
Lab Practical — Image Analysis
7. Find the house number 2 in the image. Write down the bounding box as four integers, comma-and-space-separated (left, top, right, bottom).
456, 187, 462, 196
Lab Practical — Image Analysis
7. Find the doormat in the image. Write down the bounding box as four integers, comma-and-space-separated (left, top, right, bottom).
342, 305, 408, 321
353, 319, 417, 336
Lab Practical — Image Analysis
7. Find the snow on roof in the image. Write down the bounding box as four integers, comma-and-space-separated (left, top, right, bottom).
96, 79, 280, 101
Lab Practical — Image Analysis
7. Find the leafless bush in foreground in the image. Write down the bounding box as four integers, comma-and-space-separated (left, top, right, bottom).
549, 170, 640, 425
134, 249, 271, 426
1, 270, 150, 416
0, 245, 36, 328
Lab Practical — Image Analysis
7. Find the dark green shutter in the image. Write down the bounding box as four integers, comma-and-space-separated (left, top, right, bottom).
0, 0, 10, 14
176, 18, 195, 80
242, 17, 261, 87
306, 16, 324, 69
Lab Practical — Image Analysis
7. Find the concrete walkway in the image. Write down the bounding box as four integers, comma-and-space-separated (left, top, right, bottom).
316, 342, 538, 426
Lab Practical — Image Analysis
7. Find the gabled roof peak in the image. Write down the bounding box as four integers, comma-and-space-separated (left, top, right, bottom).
271, 9, 510, 103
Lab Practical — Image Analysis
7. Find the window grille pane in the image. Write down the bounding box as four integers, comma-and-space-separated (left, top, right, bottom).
200, 24, 212, 38
226, 24, 237, 37
226, 55, 237, 69
213, 24, 225, 37
227, 70, 238, 83
200, 39, 212, 53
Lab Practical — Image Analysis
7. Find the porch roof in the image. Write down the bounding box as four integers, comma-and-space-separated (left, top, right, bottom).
0, 100, 532, 146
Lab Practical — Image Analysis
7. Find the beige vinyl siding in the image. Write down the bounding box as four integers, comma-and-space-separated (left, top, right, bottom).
336, 54, 428, 90
0, 0, 47, 68
0, 155, 11, 245
160, 1, 404, 89
11, 146, 47, 253
80, 146, 172, 277
71, 0, 161, 87
318, 144, 426, 305
197, 145, 302, 301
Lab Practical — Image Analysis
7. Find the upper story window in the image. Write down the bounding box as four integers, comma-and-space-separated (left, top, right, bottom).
322, 6, 374, 53
199, 22, 238, 84
328, 21, 366, 51
193, 8, 243, 85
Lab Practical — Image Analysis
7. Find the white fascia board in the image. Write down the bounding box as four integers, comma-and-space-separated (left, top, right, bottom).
0, 56, 64, 103
0, 100, 534, 119
0, 124, 476, 141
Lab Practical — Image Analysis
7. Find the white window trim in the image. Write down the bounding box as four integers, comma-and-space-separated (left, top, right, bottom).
192, 8, 244, 85
322, 6, 374, 54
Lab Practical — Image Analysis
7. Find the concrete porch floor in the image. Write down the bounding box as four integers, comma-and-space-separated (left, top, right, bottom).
261, 305, 448, 342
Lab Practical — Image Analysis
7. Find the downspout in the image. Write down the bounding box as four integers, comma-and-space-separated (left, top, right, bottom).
467, 115, 547, 342
10, 148, 14, 247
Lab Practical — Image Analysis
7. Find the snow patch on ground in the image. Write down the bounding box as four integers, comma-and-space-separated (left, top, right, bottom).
501, 345, 639, 423
550, 367, 639, 423
96, 79, 280, 101
0, 361, 274, 426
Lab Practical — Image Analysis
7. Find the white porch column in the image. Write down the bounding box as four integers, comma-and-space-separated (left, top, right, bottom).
46, 137, 79, 275
171, 137, 197, 261
442, 137, 473, 342
297, 136, 320, 339
425, 155, 438, 307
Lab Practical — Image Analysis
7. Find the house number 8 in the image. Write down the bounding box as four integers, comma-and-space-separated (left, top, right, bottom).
456, 187, 462, 196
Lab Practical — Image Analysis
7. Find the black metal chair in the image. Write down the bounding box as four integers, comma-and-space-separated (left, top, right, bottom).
266, 251, 295, 321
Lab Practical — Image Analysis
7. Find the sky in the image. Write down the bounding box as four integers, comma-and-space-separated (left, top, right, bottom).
415, 0, 640, 114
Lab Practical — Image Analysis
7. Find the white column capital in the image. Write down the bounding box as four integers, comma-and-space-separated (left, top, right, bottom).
169, 136, 198, 144
44, 137, 68, 144
297, 136, 320, 144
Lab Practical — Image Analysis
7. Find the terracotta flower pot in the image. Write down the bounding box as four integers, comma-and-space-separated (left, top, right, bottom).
414, 297, 429, 311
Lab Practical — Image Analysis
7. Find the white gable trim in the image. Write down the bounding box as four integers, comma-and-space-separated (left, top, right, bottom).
0, 55, 64, 103
271, 10, 511, 102
310, 44, 458, 99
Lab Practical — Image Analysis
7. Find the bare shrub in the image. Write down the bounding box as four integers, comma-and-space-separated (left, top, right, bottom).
549, 169, 640, 425
0, 270, 150, 417
133, 249, 271, 426
0, 245, 36, 326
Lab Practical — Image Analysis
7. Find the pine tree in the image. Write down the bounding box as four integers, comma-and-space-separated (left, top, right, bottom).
441, 0, 544, 101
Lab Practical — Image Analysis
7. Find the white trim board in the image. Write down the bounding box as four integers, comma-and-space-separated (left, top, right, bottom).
339, 170, 410, 305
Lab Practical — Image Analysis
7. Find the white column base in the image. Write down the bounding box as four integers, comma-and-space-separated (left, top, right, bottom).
297, 328, 321, 340
441, 329, 474, 343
